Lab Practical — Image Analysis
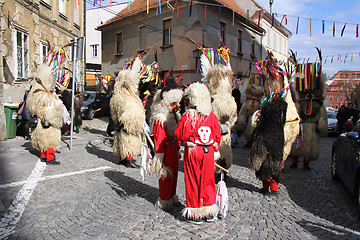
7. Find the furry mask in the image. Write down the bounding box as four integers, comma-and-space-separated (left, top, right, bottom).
35, 64, 56, 92
184, 82, 212, 116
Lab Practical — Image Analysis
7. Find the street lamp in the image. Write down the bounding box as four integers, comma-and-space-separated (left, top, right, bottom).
193, 49, 201, 73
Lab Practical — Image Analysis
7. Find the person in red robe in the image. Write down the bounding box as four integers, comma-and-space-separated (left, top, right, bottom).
150, 78, 183, 211
174, 82, 221, 224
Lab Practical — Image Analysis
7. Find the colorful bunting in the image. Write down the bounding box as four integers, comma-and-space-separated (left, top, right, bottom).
341, 23, 346, 37
203, 3, 206, 22
296, 17, 299, 34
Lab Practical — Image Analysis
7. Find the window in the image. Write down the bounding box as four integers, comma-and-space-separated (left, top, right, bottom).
220, 22, 226, 44
139, 26, 147, 50
59, 0, 64, 14
116, 32, 123, 55
16, 29, 29, 79
237, 30, 242, 53
340, 74, 344, 78
352, 73, 355, 78
251, 36, 255, 57
91, 44, 98, 58
357, 73, 360, 78
273, 33, 276, 49
267, 28, 270, 46
40, 42, 49, 63
163, 19, 172, 46
279, 37, 282, 53
345, 73, 349, 78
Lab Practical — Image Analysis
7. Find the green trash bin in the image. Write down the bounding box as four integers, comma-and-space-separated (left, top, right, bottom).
4, 103, 19, 139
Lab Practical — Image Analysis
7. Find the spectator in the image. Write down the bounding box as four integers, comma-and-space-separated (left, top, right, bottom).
337, 105, 348, 133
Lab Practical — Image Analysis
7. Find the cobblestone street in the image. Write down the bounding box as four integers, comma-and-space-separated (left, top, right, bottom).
0, 117, 359, 239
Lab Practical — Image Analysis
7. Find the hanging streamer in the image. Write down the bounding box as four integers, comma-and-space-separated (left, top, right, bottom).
232, 10, 234, 26
257, 11, 261, 29
280, 15, 287, 26
324, 56, 328, 64
296, 17, 299, 34
203, 3, 207, 22
172, 0, 178, 13
344, 54, 348, 63
147, 0, 149, 14
246, 10, 249, 26
78, 0, 80, 6
309, 18, 312, 36
128, 0, 130, 11
93, 0, 97, 7
351, 54, 353, 62
333, 22, 335, 37
189, 1, 192, 17
357, 24, 359, 38
156, 0, 161, 15
271, 13, 274, 27
322, 20, 325, 34
331, 56, 334, 63
219, 6, 221, 25
341, 23, 346, 37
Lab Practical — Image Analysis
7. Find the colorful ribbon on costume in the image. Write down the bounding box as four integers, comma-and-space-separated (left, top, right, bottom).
255, 60, 286, 82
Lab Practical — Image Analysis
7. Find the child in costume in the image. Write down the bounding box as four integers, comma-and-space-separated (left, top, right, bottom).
174, 82, 221, 224
27, 64, 63, 164
110, 57, 145, 168
150, 78, 183, 211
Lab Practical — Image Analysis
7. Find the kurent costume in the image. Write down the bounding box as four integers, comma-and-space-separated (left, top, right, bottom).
174, 82, 221, 223
27, 64, 63, 164
290, 65, 328, 170
248, 59, 300, 194
110, 57, 145, 168
200, 53, 237, 171
235, 75, 264, 147
150, 78, 183, 211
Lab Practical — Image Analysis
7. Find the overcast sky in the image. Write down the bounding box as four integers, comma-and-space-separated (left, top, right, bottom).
87, 0, 360, 78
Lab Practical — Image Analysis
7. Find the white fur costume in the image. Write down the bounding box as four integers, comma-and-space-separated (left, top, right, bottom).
27, 64, 63, 152
110, 57, 145, 160
200, 54, 237, 169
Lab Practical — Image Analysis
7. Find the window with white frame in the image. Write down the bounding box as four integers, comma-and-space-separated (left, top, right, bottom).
74, 0, 78, 24
40, 42, 49, 63
163, 19, 172, 46
16, 29, 29, 79
91, 44, 98, 58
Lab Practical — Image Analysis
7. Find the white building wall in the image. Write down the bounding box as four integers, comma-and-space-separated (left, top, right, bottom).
86, 4, 125, 67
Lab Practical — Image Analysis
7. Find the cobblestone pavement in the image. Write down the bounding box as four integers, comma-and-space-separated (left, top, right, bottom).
0, 117, 359, 239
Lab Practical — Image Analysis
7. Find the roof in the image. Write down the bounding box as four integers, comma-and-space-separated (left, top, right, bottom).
97, 0, 258, 29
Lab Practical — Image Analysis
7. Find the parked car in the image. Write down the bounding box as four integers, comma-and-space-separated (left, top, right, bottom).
331, 125, 360, 220
327, 110, 339, 136
80, 92, 107, 120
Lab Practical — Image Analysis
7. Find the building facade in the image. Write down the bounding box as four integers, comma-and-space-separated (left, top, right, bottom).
327, 71, 360, 109
0, 0, 85, 140
86, 3, 125, 90
97, 0, 267, 85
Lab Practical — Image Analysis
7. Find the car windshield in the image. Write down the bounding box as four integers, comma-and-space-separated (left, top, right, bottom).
327, 111, 337, 118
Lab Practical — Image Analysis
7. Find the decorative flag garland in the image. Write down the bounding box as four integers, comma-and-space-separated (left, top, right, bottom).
295, 63, 322, 92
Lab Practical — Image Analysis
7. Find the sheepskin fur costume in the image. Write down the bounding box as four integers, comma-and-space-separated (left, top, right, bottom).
200, 54, 237, 170
27, 64, 63, 152
290, 73, 328, 162
248, 97, 287, 182
183, 82, 212, 116
150, 78, 183, 177
235, 79, 264, 143
110, 57, 145, 160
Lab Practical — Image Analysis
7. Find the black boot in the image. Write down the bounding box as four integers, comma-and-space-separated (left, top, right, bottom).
123, 160, 140, 168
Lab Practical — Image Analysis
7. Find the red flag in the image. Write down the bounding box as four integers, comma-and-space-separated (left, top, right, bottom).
280, 15, 287, 27
333, 22, 335, 37
257, 11, 261, 29
357, 24, 359, 38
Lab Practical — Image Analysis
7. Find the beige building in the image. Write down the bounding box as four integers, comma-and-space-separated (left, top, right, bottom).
97, 0, 266, 84
0, 0, 85, 140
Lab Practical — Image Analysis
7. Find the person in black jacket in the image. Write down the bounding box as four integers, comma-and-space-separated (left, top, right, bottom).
337, 105, 349, 133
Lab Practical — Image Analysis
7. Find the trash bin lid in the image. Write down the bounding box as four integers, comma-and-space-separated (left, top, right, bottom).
4, 103, 19, 109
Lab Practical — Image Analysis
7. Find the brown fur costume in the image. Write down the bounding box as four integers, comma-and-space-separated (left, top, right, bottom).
110, 57, 145, 160
59, 88, 83, 133
290, 73, 328, 163
200, 54, 237, 170
249, 97, 287, 182
235, 79, 264, 143
27, 64, 63, 152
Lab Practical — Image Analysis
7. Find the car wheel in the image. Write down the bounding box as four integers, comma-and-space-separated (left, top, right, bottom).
331, 152, 340, 181
87, 108, 94, 120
